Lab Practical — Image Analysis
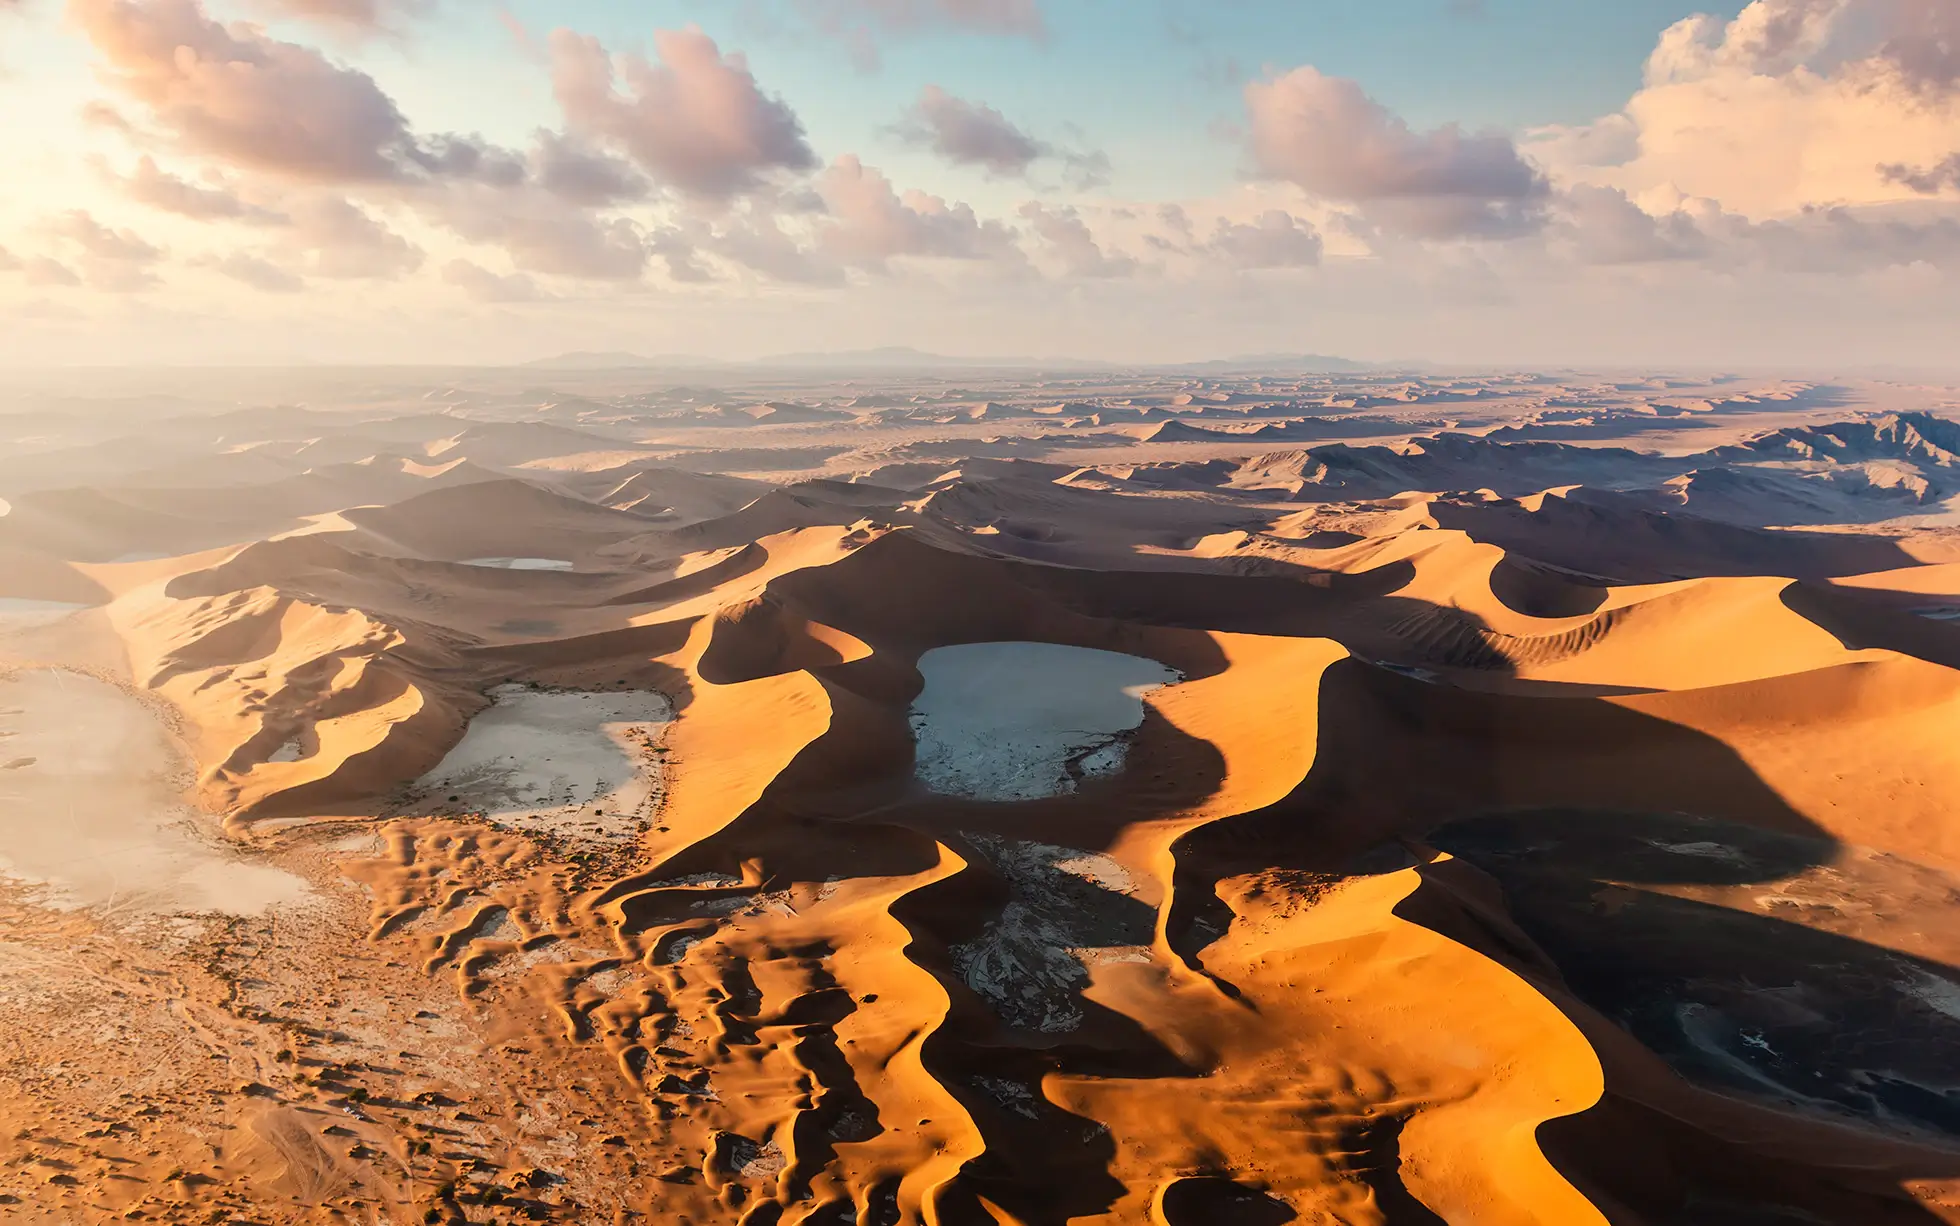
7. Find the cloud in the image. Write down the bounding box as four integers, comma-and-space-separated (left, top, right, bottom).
801, 0, 1043, 37
251, 0, 432, 32
816, 154, 1019, 269
47, 209, 162, 264
892, 86, 1110, 187
286, 197, 421, 277
1554, 185, 1706, 264
894, 86, 1044, 175
649, 226, 715, 282
1245, 66, 1549, 239
1883, 0, 1960, 96
549, 26, 816, 199
425, 187, 651, 281
35, 210, 164, 290
1018, 203, 1134, 277
22, 257, 84, 288
711, 210, 847, 285
1206, 210, 1323, 268
793, 0, 1045, 68
1528, 0, 1960, 218
1549, 183, 1960, 273
1881, 152, 1960, 195
112, 155, 288, 223
442, 259, 546, 302
197, 251, 305, 292
531, 131, 649, 206
70, 0, 419, 181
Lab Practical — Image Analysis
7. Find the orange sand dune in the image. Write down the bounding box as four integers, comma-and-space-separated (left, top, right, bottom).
2, 391, 1958, 1226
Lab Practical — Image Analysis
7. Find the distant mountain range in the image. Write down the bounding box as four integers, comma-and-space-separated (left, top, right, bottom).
521, 347, 1389, 373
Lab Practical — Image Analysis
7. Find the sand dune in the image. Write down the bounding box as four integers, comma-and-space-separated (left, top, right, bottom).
1, 373, 1956, 1224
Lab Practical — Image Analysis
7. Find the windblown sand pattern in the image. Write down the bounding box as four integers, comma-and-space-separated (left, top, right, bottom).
0, 365, 1957, 1223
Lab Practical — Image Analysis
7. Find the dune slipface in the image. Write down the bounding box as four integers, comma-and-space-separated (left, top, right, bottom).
0, 369, 1957, 1225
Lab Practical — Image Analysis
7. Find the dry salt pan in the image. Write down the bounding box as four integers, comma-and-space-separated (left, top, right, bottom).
909, 642, 1180, 802
462, 557, 577, 571
414, 685, 671, 836
0, 598, 92, 632
0, 670, 309, 915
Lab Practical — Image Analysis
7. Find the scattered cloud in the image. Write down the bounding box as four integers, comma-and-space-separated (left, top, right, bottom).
893, 85, 1110, 187
1245, 65, 1549, 239
425, 185, 651, 281
1527, 0, 1960, 218
442, 258, 546, 302
649, 226, 715, 282
22, 257, 85, 288
531, 131, 649, 207
251, 0, 433, 33
549, 26, 816, 199
1554, 185, 1705, 264
286, 197, 422, 278
793, 0, 1045, 69
800, 0, 1044, 37
70, 0, 421, 182
35, 210, 164, 290
816, 154, 1019, 269
1205, 210, 1324, 268
1018, 203, 1135, 277
1881, 152, 1960, 195
711, 208, 847, 285
895, 86, 1044, 175
196, 251, 305, 292
111, 156, 288, 223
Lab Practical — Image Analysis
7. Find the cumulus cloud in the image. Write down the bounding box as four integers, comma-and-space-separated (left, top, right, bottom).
1245, 66, 1549, 239
801, 0, 1043, 36
1550, 183, 1960, 273
531, 131, 649, 207
1528, 0, 1960, 218
111, 155, 287, 223
794, 0, 1044, 68
1018, 203, 1134, 277
47, 210, 162, 264
893, 86, 1109, 186
442, 259, 546, 302
1554, 185, 1706, 264
649, 226, 715, 283
1206, 210, 1324, 268
1881, 152, 1960, 195
711, 209, 847, 285
549, 26, 816, 199
251, 0, 432, 32
286, 197, 421, 277
895, 86, 1044, 174
22, 257, 84, 288
197, 251, 304, 292
70, 0, 420, 181
816, 154, 1019, 269
34, 210, 165, 290
426, 185, 651, 281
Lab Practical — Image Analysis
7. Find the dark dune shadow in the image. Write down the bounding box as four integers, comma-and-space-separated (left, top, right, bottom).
1428, 496, 1924, 583
1166, 655, 1960, 1222
1781, 581, 1960, 672
1435, 810, 1960, 1137
1488, 555, 1611, 617
1158, 1175, 1304, 1225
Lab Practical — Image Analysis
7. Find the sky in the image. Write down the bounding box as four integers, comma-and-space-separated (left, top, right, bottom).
0, 0, 1957, 368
